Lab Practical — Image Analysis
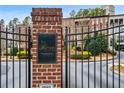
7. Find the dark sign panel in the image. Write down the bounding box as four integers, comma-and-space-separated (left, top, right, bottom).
38, 33, 57, 64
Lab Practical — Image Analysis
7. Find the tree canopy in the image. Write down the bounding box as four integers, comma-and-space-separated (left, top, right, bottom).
23, 16, 31, 26
0, 19, 5, 26
69, 7, 106, 18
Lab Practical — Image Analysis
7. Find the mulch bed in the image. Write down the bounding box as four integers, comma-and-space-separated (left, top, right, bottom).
110, 65, 124, 74
63, 53, 115, 62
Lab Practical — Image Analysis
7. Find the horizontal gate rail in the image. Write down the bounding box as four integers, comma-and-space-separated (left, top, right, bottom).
0, 25, 31, 88
64, 19, 124, 88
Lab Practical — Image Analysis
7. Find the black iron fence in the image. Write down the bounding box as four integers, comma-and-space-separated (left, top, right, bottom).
63, 22, 124, 88
0, 25, 31, 88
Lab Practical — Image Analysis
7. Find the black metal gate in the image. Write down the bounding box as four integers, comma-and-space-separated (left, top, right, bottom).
0, 25, 31, 88
63, 20, 124, 88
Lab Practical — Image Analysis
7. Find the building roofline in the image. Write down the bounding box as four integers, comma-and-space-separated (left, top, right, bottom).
63, 14, 124, 20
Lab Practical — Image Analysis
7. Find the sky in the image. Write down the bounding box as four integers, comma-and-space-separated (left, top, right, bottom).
0, 5, 124, 24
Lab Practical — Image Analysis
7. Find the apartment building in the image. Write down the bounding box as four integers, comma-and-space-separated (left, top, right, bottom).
0, 24, 6, 55
109, 14, 124, 50
62, 16, 109, 47
15, 24, 29, 51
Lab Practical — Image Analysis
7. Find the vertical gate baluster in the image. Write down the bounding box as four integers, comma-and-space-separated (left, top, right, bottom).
12, 26, 15, 88
19, 27, 21, 88
118, 23, 121, 88
106, 19, 109, 88
88, 26, 90, 88
6, 26, 8, 88
61, 27, 63, 88
25, 27, 28, 88
112, 23, 115, 88
0, 24, 1, 88
28, 27, 31, 88
100, 22, 102, 88
68, 27, 71, 88
65, 27, 68, 88
81, 26, 84, 88
94, 23, 96, 88
75, 24, 77, 88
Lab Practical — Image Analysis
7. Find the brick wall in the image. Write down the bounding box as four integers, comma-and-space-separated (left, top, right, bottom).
31, 8, 63, 88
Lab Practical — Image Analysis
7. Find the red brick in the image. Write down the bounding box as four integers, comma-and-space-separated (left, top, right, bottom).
43, 80, 51, 83
42, 26, 51, 29
33, 73, 41, 76
38, 76, 46, 79
43, 65, 51, 68
33, 80, 41, 84
57, 84, 61, 88
33, 77, 37, 80
38, 69, 46, 72
57, 22, 62, 25
43, 73, 52, 75
32, 60, 37, 63
53, 80, 61, 83
33, 69, 37, 72
32, 36, 37, 40
32, 8, 62, 88
57, 76, 61, 79
33, 65, 42, 68
33, 26, 39, 28
48, 30, 56, 32
32, 44, 37, 48
53, 73, 61, 75
48, 22, 56, 25
52, 65, 61, 68
32, 49, 36, 52
32, 84, 37, 88
57, 69, 61, 71
38, 30, 46, 32
48, 76, 56, 79
53, 26, 62, 29
48, 69, 56, 72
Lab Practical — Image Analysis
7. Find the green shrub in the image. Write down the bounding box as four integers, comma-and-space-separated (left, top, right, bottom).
84, 33, 107, 55
10, 47, 18, 56
70, 51, 91, 59
70, 53, 83, 59
81, 51, 92, 59
16, 51, 29, 59
75, 46, 82, 51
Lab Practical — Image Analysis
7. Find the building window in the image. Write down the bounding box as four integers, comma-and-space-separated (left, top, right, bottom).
110, 38, 113, 46
110, 19, 114, 26
115, 19, 118, 24
121, 27, 124, 32
119, 18, 123, 25
117, 36, 124, 42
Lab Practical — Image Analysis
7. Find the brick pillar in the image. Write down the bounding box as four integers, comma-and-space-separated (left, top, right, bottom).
31, 8, 63, 88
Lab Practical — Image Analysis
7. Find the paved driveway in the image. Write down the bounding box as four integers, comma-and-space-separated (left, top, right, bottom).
62, 51, 124, 88
1, 62, 29, 88
1, 52, 124, 88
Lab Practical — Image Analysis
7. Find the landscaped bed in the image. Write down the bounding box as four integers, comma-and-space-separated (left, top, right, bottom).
110, 65, 124, 75
63, 51, 116, 62
63, 33, 118, 62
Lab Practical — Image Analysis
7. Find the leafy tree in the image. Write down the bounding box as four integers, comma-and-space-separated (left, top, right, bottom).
83, 9, 89, 17
0, 19, 5, 25
9, 20, 13, 28
23, 16, 31, 26
69, 7, 106, 18
13, 18, 19, 26
69, 10, 76, 18
76, 9, 84, 17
